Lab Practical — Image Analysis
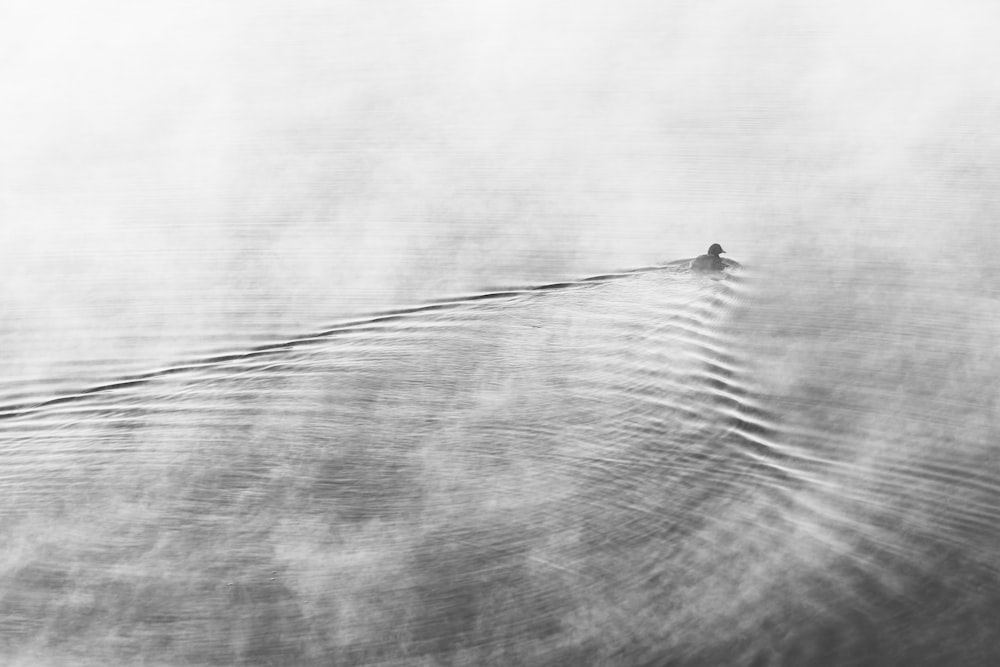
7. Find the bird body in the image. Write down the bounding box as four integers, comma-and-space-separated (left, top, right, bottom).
691, 243, 727, 272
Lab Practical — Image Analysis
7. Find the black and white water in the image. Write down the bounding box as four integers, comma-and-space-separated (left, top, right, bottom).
4, 1, 1000, 665
3, 253, 1000, 666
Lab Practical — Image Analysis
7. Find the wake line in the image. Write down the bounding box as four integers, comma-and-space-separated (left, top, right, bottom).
0, 262, 730, 421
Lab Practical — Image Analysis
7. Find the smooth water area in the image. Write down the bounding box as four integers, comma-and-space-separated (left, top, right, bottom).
2, 251, 1000, 666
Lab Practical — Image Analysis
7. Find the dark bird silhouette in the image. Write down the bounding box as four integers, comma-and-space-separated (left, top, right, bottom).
691, 243, 727, 272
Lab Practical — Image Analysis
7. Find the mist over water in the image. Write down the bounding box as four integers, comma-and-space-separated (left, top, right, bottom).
3, 0, 1000, 665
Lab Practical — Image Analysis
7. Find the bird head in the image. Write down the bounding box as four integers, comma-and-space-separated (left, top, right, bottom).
708, 243, 726, 256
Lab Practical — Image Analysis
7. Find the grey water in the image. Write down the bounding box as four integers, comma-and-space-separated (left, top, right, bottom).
5, 1, 1000, 665
3, 249, 1000, 667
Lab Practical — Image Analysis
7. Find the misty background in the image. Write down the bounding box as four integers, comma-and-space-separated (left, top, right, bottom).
3, 0, 998, 385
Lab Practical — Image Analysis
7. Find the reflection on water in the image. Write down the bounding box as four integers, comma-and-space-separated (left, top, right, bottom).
2, 256, 999, 666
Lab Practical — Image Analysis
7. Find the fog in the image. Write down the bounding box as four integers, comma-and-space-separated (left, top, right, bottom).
4, 0, 998, 377
2, 0, 1000, 665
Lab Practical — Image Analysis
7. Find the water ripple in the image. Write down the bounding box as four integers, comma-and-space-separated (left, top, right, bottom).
3, 260, 1000, 665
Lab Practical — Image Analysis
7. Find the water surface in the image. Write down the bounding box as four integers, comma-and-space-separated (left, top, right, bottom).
5, 0, 1000, 664
3, 254, 1000, 665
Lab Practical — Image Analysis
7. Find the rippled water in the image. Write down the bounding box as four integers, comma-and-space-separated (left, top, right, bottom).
6, 0, 1000, 665
2, 250, 1000, 666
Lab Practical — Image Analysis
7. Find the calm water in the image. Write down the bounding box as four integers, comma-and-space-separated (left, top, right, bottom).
5, 1, 1000, 665
2, 249, 1000, 666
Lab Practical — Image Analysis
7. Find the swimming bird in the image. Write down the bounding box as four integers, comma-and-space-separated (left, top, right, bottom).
691, 243, 727, 272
